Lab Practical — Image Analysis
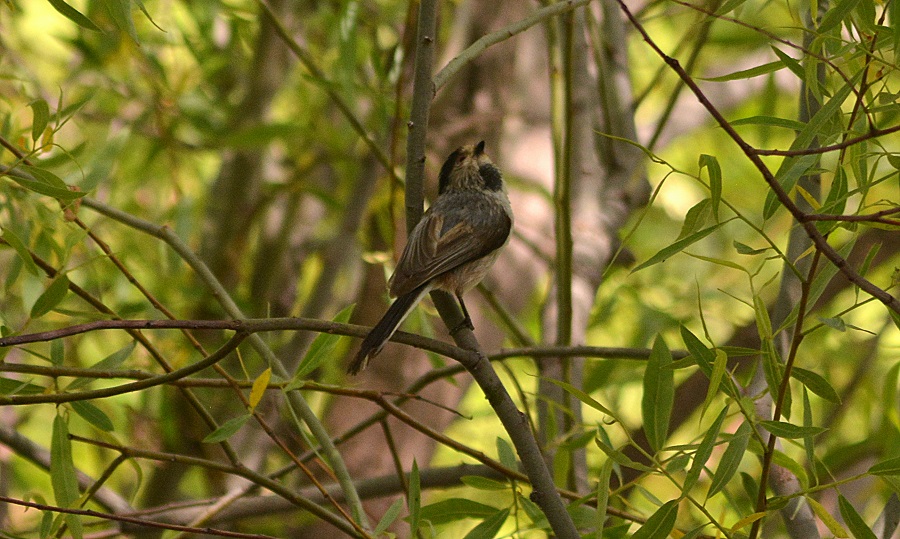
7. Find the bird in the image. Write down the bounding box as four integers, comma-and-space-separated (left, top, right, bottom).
348, 141, 513, 374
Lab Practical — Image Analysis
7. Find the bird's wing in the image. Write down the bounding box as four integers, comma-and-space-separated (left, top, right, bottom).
389, 200, 510, 297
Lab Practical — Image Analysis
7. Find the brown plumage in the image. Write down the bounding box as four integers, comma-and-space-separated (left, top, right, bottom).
348, 141, 513, 374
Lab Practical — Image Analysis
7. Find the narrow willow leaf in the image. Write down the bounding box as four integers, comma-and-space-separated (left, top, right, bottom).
374, 498, 405, 535
51, 338, 64, 365
71, 400, 114, 432
545, 378, 621, 422
47, 0, 102, 31
819, 0, 861, 33
1, 227, 40, 276
29, 99, 50, 143
408, 460, 421, 534
31, 275, 70, 318
460, 476, 508, 491
684, 406, 728, 493
289, 304, 354, 382
595, 438, 652, 472
807, 496, 849, 537
51, 414, 83, 538
838, 495, 878, 539
596, 458, 613, 538
731, 115, 806, 130
701, 348, 728, 419
642, 336, 674, 453
731, 512, 766, 532
763, 153, 818, 219
792, 366, 841, 403
631, 223, 724, 273
869, 455, 900, 476
823, 166, 848, 216
8, 166, 84, 200
771, 47, 804, 79
67, 341, 137, 390
759, 420, 826, 439
631, 500, 678, 539
678, 198, 712, 239
681, 326, 715, 376
102, 0, 139, 42
202, 414, 251, 443
249, 367, 271, 410
733, 241, 769, 255
803, 388, 817, 485
707, 420, 751, 498
699, 155, 722, 220
418, 498, 497, 525
701, 60, 784, 81
496, 437, 517, 469
463, 507, 510, 539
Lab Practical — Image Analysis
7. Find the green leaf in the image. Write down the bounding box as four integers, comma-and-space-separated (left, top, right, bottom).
681, 326, 714, 376
202, 414, 251, 443
771, 47, 804, 80
701, 348, 728, 418
819, 0, 861, 33
101, 0, 139, 42
731, 116, 806, 131
595, 438, 653, 472
460, 476, 509, 491
869, 455, 900, 476
47, 0, 102, 31
642, 336, 674, 453
418, 498, 498, 525
630, 500, 678, 539
71, 400, 114, 432
701, 60, 784, 81
733, 241, 769, 255
496, 437, 517, 469
408, 460, 421, 534
759, 420, 826, 439
792, 366, 841, 403
6, 166, 85, 200
51, 414, 83, 539
678, 199, 712, 239
699, 155, 721, 220
707, 420, 751, 498
596, 457, 614, 536
545, 378, 622, 422
289, 304, 354, 382
1, 227, 40, 276
631, 223, 725, 273
463, 507, 510, 539
763, 153, 818, 219
31, 275, 70, 318
684, 406, 728, 493
374, 498, 405, 536
838, 495, 877, 539
51, 338, 65, 365
808, 496, 849, 537
29, 99, 50, 143
67, 341, 137, 390
0, 376, 45, 395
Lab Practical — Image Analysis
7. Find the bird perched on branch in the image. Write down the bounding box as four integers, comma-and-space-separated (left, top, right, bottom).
348, 141, 513, 374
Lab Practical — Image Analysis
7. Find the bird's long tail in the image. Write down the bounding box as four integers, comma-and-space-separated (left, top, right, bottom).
348, 283, 430, 374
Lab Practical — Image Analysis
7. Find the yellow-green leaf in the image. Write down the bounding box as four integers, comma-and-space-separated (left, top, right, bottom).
249, 368, 271, 410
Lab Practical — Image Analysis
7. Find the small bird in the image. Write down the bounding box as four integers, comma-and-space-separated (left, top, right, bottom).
348, 141, 513, 374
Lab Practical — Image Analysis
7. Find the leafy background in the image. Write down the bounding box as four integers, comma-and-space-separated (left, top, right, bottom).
0, 0, 898, 537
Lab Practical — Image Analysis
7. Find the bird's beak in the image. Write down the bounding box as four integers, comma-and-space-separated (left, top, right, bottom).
475, 140, 486, 155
